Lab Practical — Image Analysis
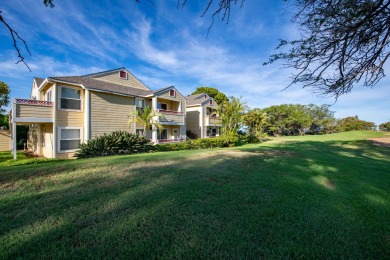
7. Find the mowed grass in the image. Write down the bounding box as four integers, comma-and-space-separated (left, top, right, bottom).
0, 131, 389, 258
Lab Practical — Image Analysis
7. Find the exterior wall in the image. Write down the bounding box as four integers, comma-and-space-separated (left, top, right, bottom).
56, 85, 85, 159
159, 112, 185, 125
186, 107, 201, 138
42, 123, 53, 158
30, 80, 40, 100
159, 125, 181, 140
156, 90, 186, 113
135, 99, 152, 129
0, 130, 11, 151
16, 104, 53, 119
90, 91, 135, 138
92, 71, 150, 91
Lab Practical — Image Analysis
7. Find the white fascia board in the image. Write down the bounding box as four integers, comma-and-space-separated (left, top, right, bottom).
13, 118, 54, 123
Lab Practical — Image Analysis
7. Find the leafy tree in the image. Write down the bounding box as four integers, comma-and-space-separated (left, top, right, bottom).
0, 81, 10, 115
336, 116, 376, 132
244, 108, 268, 137
306, 104, 336, 134
266, 0, 390, 98
263, 104, 312, 136
128, 106, 164, 135
378, 121, 390, 132
216, 96, 247, 135
191, 86, 229, 105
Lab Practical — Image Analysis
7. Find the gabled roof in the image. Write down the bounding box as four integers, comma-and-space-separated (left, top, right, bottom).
146, 86, 188, 100
186, 93, 216, 107
34, 77, 45, 87
37, 68, 185, 99
49, 76, 152, 97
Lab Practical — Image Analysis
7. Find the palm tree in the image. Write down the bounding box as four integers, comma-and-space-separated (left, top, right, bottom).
244, 108, 268, 137
215, 96, 248, 135
128, 106, 164, 136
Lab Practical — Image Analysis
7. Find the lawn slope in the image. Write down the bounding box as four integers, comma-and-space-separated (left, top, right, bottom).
1, 131, 389, 258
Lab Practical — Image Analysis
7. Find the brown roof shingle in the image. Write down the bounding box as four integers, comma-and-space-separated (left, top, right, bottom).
49, 76, 153, 97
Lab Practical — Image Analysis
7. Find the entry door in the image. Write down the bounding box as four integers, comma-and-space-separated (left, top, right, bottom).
172, 128, 180, 139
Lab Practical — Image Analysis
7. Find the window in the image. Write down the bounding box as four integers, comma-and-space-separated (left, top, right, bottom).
119, 70, 127, 79
157, 129, 168, 140
169, 89, 175, 97
45, 89, 52, 102
135, 98, 145, 113
204, 95, 208, 99
136, 129, 144, 136
58, 128, 82, 152
157, 103, 167, 110
60, 86, 81, 110
209, 100, 213, 105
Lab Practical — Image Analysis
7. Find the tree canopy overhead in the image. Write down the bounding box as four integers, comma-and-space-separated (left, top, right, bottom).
191, 86, 229, 105
265, 0, 390, 98
2, 0, 389, 99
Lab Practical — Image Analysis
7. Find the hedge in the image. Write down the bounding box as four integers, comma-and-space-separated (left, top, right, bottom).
156, 135, 240, 151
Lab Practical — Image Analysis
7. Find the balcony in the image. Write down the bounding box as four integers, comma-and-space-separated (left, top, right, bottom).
157, 109, 185, 125
12, 99, 54, 123
205, 115, 222, 126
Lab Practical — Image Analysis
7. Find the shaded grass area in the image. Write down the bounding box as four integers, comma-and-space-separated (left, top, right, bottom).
0, 151, 61, 167
0, 131, 389, 258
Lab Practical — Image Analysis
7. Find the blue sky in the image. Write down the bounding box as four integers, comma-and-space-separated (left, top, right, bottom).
1, 0, 389, 125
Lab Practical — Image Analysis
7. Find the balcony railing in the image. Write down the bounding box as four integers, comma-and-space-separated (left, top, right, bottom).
15, 99, 54, 107
13, 99, 54, 123
206, 115, 222, 126
156, 109, 185, 124
156, 109, 184, 115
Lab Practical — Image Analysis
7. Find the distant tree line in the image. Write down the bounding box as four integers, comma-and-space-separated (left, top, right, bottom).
191, 86, 382, 138
244, 104, 377, 137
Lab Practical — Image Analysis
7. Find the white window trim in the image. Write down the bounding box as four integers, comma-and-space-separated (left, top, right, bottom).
57, 127, 83, 153
45, 88, 52, 102
169, 89, 176, 97
58, 85, 83, 112
135, 98, 145, 108
136, 128, 145, 136
119, 70, 128, 79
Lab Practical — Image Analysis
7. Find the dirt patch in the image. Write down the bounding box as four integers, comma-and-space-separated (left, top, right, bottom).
367, 138, 390, 147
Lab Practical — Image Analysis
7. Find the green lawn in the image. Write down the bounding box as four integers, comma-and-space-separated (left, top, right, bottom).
1, 131, 389, 258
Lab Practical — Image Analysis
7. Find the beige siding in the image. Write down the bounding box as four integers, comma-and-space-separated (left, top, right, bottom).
56, 85, 84, 159
0, 130, 10, 151
92, 71, 150, 91
16, 104, 53, 119
56, 85, 84, 127
159, 113, 185, 124
186, 107, 201, 138
156, 90, 187, 112
90, 91, 135, 138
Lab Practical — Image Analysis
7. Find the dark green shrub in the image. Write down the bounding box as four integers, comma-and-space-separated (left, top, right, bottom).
155, 135, 239, 151
76, 131, 155, 158
239, 133, 261, 144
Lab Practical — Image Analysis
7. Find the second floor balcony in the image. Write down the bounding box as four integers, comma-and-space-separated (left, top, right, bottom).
205, 115, 222, 126
156, 109, 185, 125
12, 99, 54, 124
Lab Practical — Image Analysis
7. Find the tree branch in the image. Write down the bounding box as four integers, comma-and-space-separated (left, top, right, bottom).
0, 11, 31, 71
